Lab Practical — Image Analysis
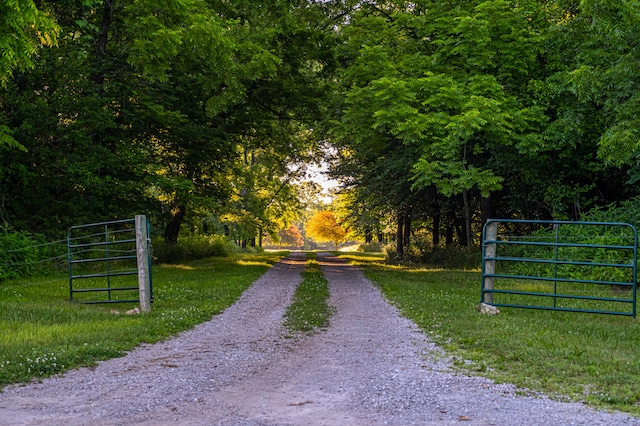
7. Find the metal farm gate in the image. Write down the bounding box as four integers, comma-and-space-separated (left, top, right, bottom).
67, 216, 152, 310
481, 219, 638, 317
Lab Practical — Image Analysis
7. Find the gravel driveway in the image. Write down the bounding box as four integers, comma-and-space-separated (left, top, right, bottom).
0, 252, 637, 425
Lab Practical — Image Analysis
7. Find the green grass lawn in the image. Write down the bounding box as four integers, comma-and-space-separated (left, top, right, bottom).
338, 252, 640, 416
4, 248, 640, 417
0, 251, 286, 389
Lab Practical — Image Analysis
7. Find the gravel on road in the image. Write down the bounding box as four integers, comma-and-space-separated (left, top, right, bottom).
0, 252, 637, 425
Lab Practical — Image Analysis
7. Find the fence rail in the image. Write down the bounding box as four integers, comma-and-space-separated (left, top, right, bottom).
481, 219, 638, 317
68, 216, 152, 310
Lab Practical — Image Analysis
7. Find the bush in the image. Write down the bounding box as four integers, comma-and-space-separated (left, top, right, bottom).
153, 235, 237, 264
152, 240, 189, 264
500, 221, 636, 283
384, 233, 433, 264
357, 242, 384, 253
422, 245, 481, 269
583, 196, 640, 229
385, 238, 480, 269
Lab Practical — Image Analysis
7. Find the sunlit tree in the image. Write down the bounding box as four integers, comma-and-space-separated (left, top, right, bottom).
306, 210, 347, 250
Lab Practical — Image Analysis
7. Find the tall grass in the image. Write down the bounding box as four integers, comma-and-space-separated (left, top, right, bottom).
339, 252, 640, 416
0, 251, 286, 389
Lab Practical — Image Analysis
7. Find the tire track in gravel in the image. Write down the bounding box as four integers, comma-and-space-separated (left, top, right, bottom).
0, 253, 307, 425
0, 252, 638, 425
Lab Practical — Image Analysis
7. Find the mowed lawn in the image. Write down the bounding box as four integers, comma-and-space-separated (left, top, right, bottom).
2, 249, 640, 417
0, 252, 286, 389
338, 252, 640, 416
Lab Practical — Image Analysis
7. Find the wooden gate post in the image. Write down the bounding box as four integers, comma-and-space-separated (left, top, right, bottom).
483, 221, 498, 304
135, 215, 152, 312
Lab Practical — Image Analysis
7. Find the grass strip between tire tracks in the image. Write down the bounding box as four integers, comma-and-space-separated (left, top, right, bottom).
283, 252, 332, 335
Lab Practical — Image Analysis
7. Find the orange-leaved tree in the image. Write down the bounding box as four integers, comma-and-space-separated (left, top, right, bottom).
306, 210, 347, 250
278, 224, 304, 248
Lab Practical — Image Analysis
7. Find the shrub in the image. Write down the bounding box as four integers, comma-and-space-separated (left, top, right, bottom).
152, 240, 188, 264
500, 221, 636, 284
422, 245, 481, 270
357, 242, 384, 253
384, 233, 433, 264
385, 238, 480, 269
152, 235, 237, 264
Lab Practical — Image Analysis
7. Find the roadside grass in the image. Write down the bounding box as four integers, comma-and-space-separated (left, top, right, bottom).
0, 251, 286, 389
283, 252, 332, 334
339, 252, 640, 416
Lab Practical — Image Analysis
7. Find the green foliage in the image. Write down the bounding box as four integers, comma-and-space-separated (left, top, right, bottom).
0, 0, 59, 87
152, 235, 237, 263
0, 252, 283, 388
497, 226, 635, 311
384, 237, 481, 270
357, 242, 384, 253
335, 1, 547, 201
499, 200, 640, 286
0, 0, 59, 150
583, 196, 640, 228
581, 0, 640, 165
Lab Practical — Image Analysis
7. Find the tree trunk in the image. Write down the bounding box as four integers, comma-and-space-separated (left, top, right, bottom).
396, 212, 404, 257
445, 217, 454, 246
164, 205, 186, 244
432, 212, 440, 248
403, 208, 412, 248
480, 195, 493, 228
455, 220, 465, 246
91, 0, 113, 85
365, 227, 372, 244
462, 190, 473, 252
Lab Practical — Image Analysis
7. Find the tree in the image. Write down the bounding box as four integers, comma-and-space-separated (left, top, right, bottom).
0, 0, 58, 86
0, 0, 58, 151
278, 224, 304, 248
0, 0, 155, 233
328, 0, 632, 252
557, 0, 640, 167
306, 210, 347, 250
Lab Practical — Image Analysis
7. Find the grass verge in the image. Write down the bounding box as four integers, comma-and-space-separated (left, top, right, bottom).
0, 251, 286, 389
338, 251, 640, 416
283, 252, 332, 334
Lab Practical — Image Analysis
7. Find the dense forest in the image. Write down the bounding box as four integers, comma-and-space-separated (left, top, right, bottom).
1, 0, 640, 257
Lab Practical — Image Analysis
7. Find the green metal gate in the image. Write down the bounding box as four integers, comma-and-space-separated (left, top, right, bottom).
68, 217, 152, 305
481, 220, 638, 317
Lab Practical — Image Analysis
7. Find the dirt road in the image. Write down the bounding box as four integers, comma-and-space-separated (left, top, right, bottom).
0, 252, 637, 425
